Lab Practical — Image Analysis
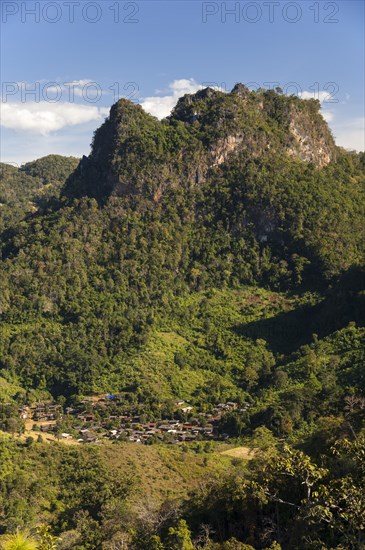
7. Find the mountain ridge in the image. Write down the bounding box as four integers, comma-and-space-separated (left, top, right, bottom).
62, 85, 337, 202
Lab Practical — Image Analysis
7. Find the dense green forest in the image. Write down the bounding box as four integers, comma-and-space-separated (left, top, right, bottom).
0, 155, 79, 234
0, 86, 364, 549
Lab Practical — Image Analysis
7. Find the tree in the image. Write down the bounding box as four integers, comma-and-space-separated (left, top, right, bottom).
306, 437, 365, 548
251, 426, 276, 451
36, 527, 60, 550
1, 530, 38, 550
167, 520, 195, 550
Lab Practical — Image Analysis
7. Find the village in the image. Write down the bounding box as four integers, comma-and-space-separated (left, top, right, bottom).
18, 395, 250, 445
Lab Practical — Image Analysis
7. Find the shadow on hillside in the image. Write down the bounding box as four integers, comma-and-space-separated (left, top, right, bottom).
234, 303, 320, 355
236, 266, 365, 355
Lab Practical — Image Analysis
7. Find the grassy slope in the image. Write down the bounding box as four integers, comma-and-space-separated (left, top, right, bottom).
0, 432, 237, 507
103, 442, 236, 505
121, 287, 320, 400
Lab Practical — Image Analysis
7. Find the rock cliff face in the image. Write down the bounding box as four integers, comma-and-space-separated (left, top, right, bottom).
63, 84, 338, 201
287, 105, 335, 167
210, 135, 244, 167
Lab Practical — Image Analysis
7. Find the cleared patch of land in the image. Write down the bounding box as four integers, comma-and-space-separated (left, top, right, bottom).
221, 446, 255, 459
0, 420, 81, 446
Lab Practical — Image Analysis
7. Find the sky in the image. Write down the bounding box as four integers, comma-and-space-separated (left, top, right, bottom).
1, 0, 364, 165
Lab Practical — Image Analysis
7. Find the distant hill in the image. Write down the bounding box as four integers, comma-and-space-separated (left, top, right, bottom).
0, 154, 79, 233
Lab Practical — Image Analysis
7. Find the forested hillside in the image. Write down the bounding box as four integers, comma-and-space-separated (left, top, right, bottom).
0, 155, 79, 233
0, 86, 364, 549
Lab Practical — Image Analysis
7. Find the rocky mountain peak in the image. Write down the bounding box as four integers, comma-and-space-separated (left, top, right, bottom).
63, 85, 338, 201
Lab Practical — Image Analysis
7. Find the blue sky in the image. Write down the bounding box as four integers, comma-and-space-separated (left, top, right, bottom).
1, 0, 364, 164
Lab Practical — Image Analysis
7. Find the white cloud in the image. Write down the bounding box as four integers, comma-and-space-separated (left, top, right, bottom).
300, 90, 335, 103
1, 102, 109, 135
321, 110, 334, 123
63, 80, 94, 97
331, 117, 365, 152
140, 78, 202, 119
